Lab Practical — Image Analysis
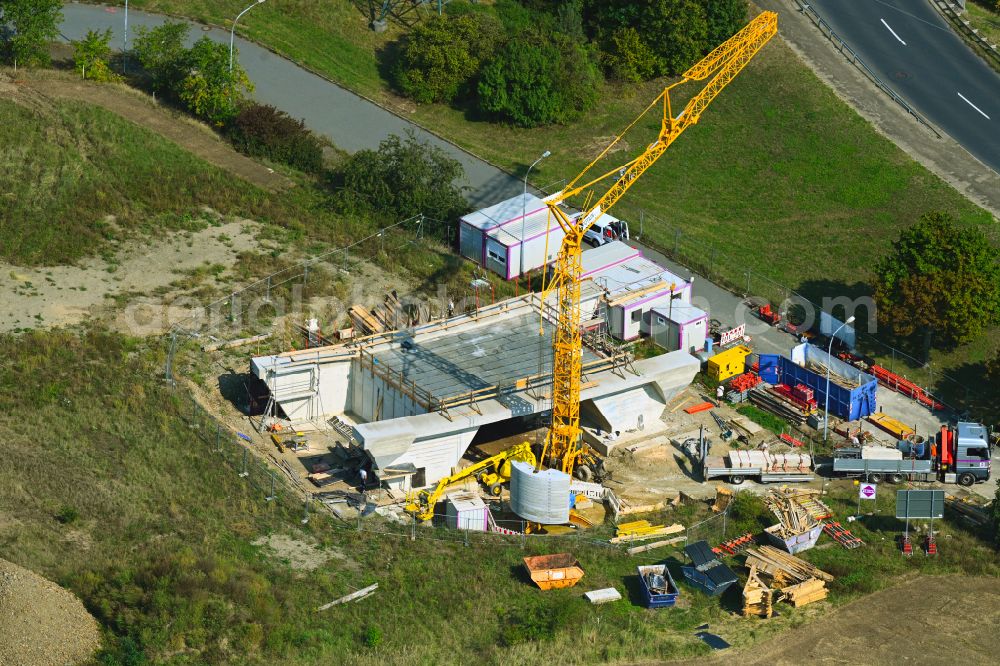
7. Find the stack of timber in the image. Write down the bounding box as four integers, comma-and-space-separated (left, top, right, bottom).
765, 487, 824, 535
944, 493, 991, 526
778, 577, 828, 607
743, 545, 833, 609
742, 564, 774, 618
348, 305, 384, 335
748, 386, 809, 425
610, 520, 685, 544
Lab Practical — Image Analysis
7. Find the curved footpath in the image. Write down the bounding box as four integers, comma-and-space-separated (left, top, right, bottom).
58, 2, 523, 207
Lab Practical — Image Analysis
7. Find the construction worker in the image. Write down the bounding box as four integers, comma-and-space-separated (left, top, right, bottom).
359, 467, 368, 490
716, 384, 725, 401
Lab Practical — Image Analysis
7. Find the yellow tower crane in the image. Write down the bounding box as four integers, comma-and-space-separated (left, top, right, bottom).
539, 12, 778, 476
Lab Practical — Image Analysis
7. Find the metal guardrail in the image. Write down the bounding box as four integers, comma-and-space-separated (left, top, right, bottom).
933, 0, 1000, 69
793, 0, 942, 138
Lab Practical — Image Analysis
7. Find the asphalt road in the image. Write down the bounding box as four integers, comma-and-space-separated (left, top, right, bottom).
57, 3, 524, 207
810, 0, 1000, 173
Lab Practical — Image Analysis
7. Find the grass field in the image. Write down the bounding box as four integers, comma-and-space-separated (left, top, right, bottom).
966, 1, 1000, 59
3, 329, 998, 664
0, 98, 267, 266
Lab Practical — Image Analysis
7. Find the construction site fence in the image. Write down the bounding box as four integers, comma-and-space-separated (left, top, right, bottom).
933, 0, 1000, 70
792, 0, 941, 138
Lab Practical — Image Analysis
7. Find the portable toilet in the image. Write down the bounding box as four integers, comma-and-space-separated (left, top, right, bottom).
706, 345, 752, 382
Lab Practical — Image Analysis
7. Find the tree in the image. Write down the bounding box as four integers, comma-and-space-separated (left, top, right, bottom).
73, 28, 117, 82
177, 37, 252, 126
393, 13, 504, 104
583, 0, 709, 77
227, 103, 323, 173
131, 21, 190, 94
338, 131, 469, 226
0, 0, 62, 67
701, 0, 748, 46
603, 26, 658, 83
478, 35, 601, 127
874, 212, 1000, 350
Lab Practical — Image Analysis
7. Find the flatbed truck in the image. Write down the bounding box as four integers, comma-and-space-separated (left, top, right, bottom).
832, 422, 990, 487
697, 435, 813, 485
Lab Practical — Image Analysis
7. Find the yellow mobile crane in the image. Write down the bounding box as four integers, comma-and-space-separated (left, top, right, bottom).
405, 443, 536, 521
539, 13, 778, 477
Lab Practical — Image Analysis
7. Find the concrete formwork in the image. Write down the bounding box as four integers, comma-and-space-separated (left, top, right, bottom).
251, 295, 699, 489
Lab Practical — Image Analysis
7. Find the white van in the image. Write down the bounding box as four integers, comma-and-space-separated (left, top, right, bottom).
583, 213, 630, 247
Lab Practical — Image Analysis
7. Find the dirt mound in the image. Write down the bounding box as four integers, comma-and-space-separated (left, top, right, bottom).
0, 558, 101, 666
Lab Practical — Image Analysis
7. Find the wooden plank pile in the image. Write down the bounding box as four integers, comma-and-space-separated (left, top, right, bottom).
742, 564, 774, 618
748, 386, 809, 425
348, 305, 384, 335
743, 545, 833, 610
610, 520, 684, 545
764, 488, 823, 538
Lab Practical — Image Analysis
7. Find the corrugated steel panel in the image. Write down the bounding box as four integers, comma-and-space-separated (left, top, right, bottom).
510, 461, 570, 524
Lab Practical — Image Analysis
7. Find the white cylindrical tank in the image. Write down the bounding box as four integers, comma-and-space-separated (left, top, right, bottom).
509, 461, 571, 525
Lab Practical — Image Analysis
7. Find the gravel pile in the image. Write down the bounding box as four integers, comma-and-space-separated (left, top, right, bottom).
0, 558, 101, 666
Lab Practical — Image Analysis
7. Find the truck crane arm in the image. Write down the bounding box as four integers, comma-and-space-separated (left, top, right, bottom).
405, 442, 536, 521
539, 12, 778, 476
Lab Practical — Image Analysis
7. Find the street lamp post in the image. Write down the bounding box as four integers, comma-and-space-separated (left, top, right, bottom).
521, 150, 551, 279
230, 0, 266, 72
824, 315, 856, 442
123, 0, 128, 74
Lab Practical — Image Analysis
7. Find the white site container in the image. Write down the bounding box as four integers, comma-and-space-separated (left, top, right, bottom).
445, 492, 489, 532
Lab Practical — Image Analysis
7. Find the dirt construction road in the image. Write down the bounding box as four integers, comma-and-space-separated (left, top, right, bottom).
741, 576, 1000, 665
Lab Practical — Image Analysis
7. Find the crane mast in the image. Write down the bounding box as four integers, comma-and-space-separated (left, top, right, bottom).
540, 12, 778, 475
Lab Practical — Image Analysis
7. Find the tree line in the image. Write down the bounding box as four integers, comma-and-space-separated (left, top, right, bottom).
391, 0, 750, 127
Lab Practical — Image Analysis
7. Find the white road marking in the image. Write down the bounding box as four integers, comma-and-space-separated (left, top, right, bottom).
880, 18, 907, 46
957, 92, 991, 120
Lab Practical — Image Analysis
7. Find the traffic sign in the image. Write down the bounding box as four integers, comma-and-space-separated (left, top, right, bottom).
896, 490, 944, 519
859, 483, 877, 500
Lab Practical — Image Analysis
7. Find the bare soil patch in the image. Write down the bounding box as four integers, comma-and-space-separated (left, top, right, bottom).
0, 557, 101, 666
741, 575, 1000, 665
0, 219, 262, 333
252, 533, 356, 572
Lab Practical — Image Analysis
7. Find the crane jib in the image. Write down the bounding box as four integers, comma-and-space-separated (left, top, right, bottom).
540, 12, 778, 476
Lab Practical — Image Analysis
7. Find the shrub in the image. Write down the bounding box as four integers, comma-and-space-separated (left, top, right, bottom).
73, 28, 118, 82
131, 21, 190, 94
227, 103, 323, 173
703, 0, 749, 46
478, 34, 601, 127
393, 13, 504, 104
177, 37, 253, 126
338, 131, 469, 227
583, 0, 709, 77
55, 505, 79, 524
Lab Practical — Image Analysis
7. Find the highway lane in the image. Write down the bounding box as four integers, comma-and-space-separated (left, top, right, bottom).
811, 0, 1000, 174
58, 3, 525, 207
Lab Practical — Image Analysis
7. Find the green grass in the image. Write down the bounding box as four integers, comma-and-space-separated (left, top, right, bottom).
736, 403, 788, 436
964, 2, 1000, 64
0, 98, 266, 265
3, 328, 999, 664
